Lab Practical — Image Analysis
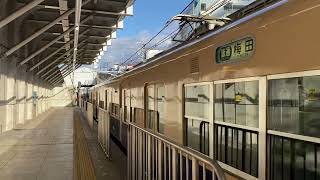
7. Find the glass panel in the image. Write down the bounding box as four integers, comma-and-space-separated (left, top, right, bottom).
215, 81, 259, 127
268, 76, 320, 138
185, 85, 210, 119
186, 118, 209, 155
147, 86, 155, 129
157, 85, 165, 134
126, 94, 130, 122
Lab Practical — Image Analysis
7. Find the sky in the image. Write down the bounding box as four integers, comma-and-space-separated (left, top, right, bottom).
99, 0, 191, 69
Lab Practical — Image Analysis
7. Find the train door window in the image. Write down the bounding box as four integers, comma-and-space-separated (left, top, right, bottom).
214, 77, 266, 179
146, 85, 155, 129
105, 90, 108, 110
126, 90, 131, 122
184, 83, 212, 156
123, 90, 127, 122
110, 91, 113, 113
267, 71, 320, 180
156, 85, 165, 134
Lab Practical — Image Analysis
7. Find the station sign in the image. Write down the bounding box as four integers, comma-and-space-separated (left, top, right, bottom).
216, 36, 255, 64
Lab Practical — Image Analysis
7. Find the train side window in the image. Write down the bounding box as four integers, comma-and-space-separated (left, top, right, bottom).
267, 72, 320, 180
214, 79, 262, 178
184, 83, 211, 155
268, 75, 320, 137
215, 81, 259, 127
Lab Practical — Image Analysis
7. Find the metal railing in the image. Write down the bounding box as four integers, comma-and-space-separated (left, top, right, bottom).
214, 123, 259, 177
267, 133, 320, 180
98, 108, 111, 158
128, 122, 226, 180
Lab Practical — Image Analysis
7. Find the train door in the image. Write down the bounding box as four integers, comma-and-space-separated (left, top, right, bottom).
184, 82, 213, 157
145, 83, 165, 132
213, 77, 266, 179
267, 70, 320, 180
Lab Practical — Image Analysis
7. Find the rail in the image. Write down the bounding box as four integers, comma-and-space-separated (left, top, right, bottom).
98, 108, 111, 158
128, 122, 226, 180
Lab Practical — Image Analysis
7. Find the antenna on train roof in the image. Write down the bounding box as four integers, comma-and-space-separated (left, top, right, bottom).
170, 14, 231, 42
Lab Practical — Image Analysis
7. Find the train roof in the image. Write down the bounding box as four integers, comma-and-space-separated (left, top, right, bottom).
93, 0, 288, 89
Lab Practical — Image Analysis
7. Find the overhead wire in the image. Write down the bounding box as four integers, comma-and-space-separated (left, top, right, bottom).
119, 0, 231, 66
119, 0, 196, 66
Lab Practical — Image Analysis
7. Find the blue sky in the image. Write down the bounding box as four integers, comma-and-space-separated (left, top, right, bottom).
119, 0, 191, 37
99, 0, 191, 69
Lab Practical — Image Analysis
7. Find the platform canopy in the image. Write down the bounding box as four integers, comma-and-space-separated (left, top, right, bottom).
0, 0, 134, 86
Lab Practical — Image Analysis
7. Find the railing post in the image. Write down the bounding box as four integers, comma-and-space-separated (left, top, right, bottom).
127, 125, 131, 180
106, 111, 110, 158
192, 157, 198, 180
132, 126, 136, 180
138, 130, 143, 180
147, 134, 152, 180
172, 147, 177, 180
158, 140, 163, 180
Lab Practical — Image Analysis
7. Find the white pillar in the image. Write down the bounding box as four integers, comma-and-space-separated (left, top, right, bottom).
0, 54, 6, 133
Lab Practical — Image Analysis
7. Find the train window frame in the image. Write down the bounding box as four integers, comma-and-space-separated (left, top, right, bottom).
183, 82, 214, 158
214, 76, 267, 180
267, 70, 320, 180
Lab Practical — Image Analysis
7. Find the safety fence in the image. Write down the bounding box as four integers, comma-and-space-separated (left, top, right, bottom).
128, 122, 226, 180
98, 108, 111, 158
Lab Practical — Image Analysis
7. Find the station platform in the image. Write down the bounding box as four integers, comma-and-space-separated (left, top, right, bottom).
0, 107, 126, 180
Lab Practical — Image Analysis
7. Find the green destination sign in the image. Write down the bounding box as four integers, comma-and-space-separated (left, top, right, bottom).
216, 36, 255, 64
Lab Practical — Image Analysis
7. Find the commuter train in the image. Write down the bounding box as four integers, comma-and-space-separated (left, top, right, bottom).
80, 0, 320, 179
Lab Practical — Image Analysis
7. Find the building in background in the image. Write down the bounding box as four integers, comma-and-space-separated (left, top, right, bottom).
64, 66, 97, 87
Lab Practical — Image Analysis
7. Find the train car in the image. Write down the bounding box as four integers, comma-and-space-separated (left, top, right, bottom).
87, 0, 320, 179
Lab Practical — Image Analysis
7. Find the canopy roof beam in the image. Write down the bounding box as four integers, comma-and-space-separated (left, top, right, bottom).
19, 15, 93, 66
37, 44, 85, 75
3, 0, 91, 58
29, 29, 90, 71
0, 0, 45, 29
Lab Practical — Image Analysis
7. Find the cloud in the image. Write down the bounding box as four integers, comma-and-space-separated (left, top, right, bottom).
99, 22, 182, 69
99, 31, 152, 67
